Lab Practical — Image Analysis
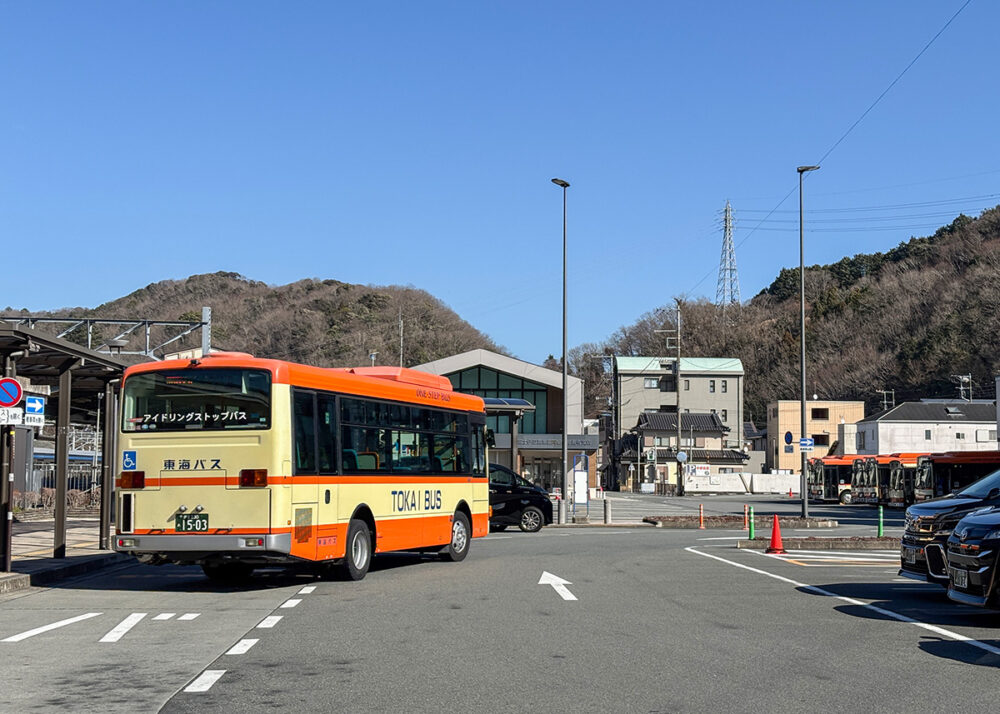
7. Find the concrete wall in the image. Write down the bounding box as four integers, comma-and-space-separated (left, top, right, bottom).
681, 472, 800, 494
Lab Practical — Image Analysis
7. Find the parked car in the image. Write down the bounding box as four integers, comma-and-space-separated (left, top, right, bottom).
945, 505, 1000, 608
899, 468, 1000, 585
488, 463, 553, 533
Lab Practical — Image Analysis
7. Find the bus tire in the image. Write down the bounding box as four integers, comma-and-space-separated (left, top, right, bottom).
202, 562, 253, 583
341, 518, 372, 581
442, 511, 471, 562
840, 490, 852, 505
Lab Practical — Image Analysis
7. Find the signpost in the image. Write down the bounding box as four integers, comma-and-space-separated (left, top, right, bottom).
799, 437, 814, 452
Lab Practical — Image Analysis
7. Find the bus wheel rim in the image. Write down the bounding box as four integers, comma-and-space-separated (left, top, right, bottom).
452, 521, 467, 552
352, 532, 368, 568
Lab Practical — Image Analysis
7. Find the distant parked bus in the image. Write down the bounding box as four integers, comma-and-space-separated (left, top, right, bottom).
114, 353, 490, 582
885, 454, 925, 508
914, 451, 1000, 503
851, 454, 925, 506
809, 455, 857, 504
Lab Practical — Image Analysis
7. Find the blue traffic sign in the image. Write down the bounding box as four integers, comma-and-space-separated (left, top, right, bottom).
784, 431, 793, 445
25, 396, 45, 414
799, 438, 814, 448
0, 378, 22, 408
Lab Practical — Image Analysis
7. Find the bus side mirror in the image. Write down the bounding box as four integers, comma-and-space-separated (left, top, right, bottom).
485, 428, 496, 448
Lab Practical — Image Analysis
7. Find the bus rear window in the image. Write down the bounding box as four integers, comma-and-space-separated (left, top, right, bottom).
122, 368, 271, 432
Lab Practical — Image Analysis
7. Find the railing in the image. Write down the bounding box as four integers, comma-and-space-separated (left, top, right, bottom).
13, 464, 102, 511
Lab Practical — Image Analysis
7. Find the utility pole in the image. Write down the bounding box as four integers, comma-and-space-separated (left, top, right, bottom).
876, 389, 895, 411
951, 374, 972, 401
654, 299, 683, 497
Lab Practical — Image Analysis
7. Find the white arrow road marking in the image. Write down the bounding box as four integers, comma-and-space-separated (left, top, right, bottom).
2, 613, 102, 642
100, 613, 147, 643
225, 639, 258, 655
185, 670, 226, 693
538, 571, 577, 601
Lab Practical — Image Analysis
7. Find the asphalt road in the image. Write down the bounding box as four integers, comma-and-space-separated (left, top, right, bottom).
1, 501, 994, 713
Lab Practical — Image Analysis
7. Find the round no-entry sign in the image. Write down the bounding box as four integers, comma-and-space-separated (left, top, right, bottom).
0, 377, 23, 407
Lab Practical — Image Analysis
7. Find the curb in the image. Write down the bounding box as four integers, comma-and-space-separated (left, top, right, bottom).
0, 552, 129, 594
736, 536, 900, 550
643, 516, 838, 529
548, 522, 656, 529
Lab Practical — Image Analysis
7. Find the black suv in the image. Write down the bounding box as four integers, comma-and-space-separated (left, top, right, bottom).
945, 506, 1000, 609
900, 468, 1000, 585
488, 463, 553, 533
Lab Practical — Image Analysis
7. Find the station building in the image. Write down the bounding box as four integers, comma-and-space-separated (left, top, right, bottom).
414, 349, 598, 493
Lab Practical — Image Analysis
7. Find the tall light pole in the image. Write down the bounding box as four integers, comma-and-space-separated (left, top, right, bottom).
552, 177, 570, 523
798, 165, 819, 518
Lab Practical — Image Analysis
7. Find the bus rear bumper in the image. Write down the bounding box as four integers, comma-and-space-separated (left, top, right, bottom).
114, 533, 292, 556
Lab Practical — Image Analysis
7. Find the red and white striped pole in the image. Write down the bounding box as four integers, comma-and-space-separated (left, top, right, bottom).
743, 504, 749, 530
699, 503, 706, 530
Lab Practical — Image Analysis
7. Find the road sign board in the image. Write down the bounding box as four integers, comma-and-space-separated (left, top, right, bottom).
23, 413, 43, 427
784, 431, 793, 445
0, 378, 23, 408
799, 438, 814, 448
0, 408, 23, 425
25, 396, 45, 414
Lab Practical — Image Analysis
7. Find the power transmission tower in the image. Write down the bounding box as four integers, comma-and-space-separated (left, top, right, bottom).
715, 200, 741, 307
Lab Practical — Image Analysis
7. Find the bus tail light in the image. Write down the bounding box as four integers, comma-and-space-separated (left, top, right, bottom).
239, 469, 268, 488
119, 471, 145, 489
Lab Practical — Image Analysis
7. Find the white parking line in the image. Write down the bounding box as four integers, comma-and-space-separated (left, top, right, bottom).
178, 613, 200, 621
153, 613, 175, 621
184, 670, 226, 693
685, 546, 1000, 657
257, 616, 282, 628
298, 586, 316, 594
280, 599, 301, 609
225, 638, 259, 655
100, 613, 147, 643
2, 613, 103, 643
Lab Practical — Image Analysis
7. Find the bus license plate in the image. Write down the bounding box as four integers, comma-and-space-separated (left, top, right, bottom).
176, 514, 209, 532
903, 547, 917, 564
952, 567, 968, 589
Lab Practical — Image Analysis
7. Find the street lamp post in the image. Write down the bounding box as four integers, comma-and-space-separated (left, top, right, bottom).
797, 165, 820, 519
552, 177, 570, 523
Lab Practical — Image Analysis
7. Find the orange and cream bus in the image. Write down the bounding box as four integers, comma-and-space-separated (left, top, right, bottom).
113, 352, 490, 582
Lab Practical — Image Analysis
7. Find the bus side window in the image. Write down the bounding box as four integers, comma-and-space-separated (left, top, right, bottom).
317, 393, 337, 474
293, 390, 316, 474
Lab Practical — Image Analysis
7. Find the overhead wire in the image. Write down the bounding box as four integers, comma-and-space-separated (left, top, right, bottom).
683, 0, 976, 296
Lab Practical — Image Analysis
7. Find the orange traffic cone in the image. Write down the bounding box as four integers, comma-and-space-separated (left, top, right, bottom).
765, 514, 786, 554
788, 487, 793, 498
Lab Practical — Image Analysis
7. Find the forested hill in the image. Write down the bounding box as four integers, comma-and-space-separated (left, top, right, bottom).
570, 207, 1000, 422
10, 273, 503, 367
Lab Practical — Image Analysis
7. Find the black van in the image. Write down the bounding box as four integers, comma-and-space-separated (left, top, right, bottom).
488, 463, 553, 533
945, 505, 1000, 608
900, 468, 1000, 585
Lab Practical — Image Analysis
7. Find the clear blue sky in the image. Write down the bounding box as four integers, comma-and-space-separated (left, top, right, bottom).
4, 1, 997, 364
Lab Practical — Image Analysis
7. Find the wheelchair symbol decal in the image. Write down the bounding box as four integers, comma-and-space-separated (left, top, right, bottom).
122, 451, 137, 470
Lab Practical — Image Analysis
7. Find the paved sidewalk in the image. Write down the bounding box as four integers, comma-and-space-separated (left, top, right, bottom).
1, 518, 126, 594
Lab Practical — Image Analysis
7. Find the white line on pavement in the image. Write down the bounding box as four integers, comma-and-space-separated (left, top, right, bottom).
184, 670, 226, 693
2, 613, 103, 643
298, 586, 316, 594
257, 616, 282, 628
153, 613, 176, 621
100, 613, 147, 643
178, 613, 200, 621
697, 536, 746, 541
225, 639, 259, 655
685, 546, 1000, 657
280, 599, 302, 609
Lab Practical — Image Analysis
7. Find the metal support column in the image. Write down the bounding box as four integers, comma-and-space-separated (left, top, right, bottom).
99, 381, 117, 550
54, 364, 74, 558
1, 354, 16, 572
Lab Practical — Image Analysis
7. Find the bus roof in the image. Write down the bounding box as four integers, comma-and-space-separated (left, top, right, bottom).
123, 352, 486, 413
925, 450, 1000, 465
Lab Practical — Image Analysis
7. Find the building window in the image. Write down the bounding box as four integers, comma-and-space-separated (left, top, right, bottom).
811, 408, 829, 420
644, 378, 659, 389
709, 380, 716, 393
721, 380, 727, 394
721, 409, 727, 422
771, 407, 778, 418
956, 432, 965, 440
857, 431, 865, 449
924, 429, 931, 440
813, 434, 830, 447
684, 379, 690, 391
